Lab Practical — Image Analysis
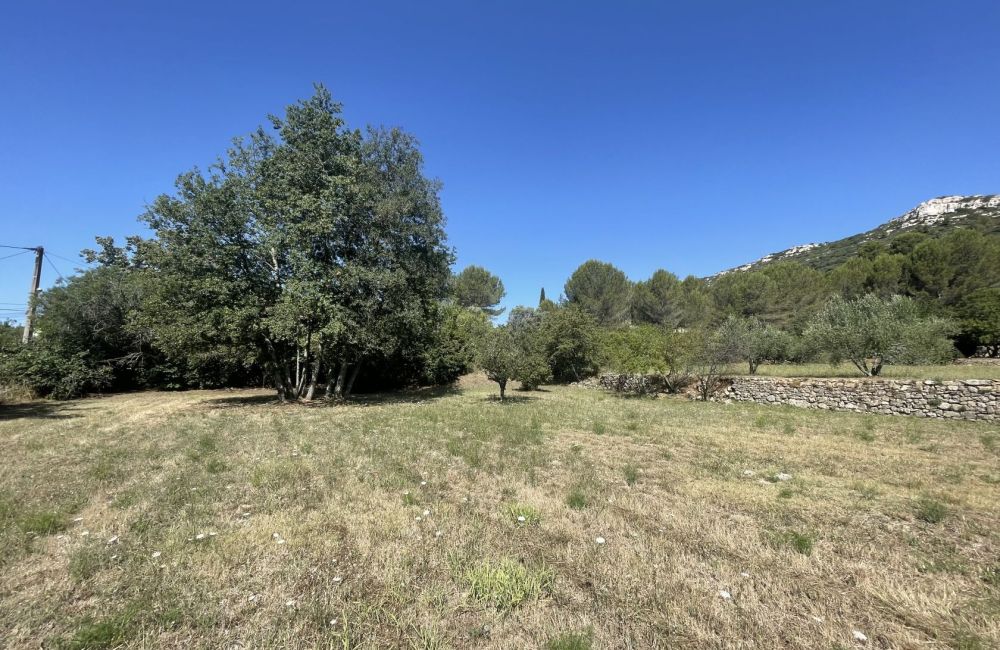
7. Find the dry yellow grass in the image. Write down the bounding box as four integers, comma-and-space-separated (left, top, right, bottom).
1, 377, 998, 648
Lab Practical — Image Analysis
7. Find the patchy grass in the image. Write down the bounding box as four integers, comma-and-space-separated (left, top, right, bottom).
0, 377, 998, 648
462, 559, 554, 610
915, 496, 949, 523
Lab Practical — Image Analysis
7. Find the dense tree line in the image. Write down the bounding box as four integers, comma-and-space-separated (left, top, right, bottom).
1, 88, 997, 401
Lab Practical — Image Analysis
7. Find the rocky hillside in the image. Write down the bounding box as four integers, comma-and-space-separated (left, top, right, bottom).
719, 195, 1000, 274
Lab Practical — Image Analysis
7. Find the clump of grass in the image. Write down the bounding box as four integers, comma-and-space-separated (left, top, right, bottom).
623, 464, 639, 486
982, 564, 1000, 587
565, 488, 588, 510
19, 510, 67, 536
777, 486, 795, 499
851, 481, 881, 500
62, 614, 131, 650
915, 496, 948, 523
206, 458, 228, 474
69, 545, 111, 582
770, 530, 814, 555
504, 503, 541, 526
463, 559, 553, 610
591, 420, 607, 435
546, 629, 593, 650
980, 433, 997, 451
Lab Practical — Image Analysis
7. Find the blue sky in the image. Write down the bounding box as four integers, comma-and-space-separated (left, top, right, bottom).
1, 1, 999, 320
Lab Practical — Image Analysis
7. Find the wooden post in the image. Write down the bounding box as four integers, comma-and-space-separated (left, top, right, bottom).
21, 246, 43, 344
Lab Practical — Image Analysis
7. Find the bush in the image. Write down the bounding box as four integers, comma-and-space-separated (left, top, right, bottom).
0, 343, 111, 399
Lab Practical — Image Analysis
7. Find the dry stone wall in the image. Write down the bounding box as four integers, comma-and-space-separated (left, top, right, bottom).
723, 376, 998, 421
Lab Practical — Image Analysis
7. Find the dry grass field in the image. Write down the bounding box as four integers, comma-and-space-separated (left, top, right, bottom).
1, 375, 998, 649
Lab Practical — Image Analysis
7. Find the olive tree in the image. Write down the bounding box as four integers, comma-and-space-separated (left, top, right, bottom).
805, 294, 955, 376
716, 315, 791, 374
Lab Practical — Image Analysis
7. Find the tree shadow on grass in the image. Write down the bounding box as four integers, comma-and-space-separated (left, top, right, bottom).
203, 384, 463, 410
346, 384, 461, 407
482, 394, 541, 404
204, 393, 281, 409
0, 401, 81, 421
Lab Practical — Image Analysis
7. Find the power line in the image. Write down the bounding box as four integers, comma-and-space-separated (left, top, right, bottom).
0, 244, 38, 250
48, 252, 84, 265
43, 253, 65, 281
0, 250, 30, 262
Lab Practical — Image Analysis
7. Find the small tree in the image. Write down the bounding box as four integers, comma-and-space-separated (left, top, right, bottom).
716, 315, 791, 374
507, 306, 552, 390
539, 304, 601, 382
686, 329, 742, 400
805, 294, 955, 376
479, 326, 520, 400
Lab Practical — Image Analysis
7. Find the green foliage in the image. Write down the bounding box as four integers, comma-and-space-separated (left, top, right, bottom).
451, 265, 506, 316
564, 260, 632, 326
422, 303, 491, 384
0, 342, 111, 399
138, 86, 453, 400
956, 288, 1000, 357
805, 294, 956, 376
599, 324, 671, 374
478, 327, 520, 400
716, 315, 791, 374
539, 305, 601, 382
631, 269, 682, 326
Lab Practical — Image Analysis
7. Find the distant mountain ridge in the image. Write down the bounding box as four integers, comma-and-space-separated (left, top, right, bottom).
717, 194, 1000, 275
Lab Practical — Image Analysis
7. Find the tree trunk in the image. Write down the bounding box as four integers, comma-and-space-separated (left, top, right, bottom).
871, 358, 883, 376
749, 359, 759, 375
333, 360, 349, 399
305, 355, 321, 401
344, 361, 362, 398
499, 379, 507, 401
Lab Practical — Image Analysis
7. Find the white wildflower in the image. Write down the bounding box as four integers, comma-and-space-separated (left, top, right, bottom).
719, 590, 732, 600
423, 509, 430, 516
595, 536, 606, 545
151, 551, 161, 558
852, 630, 868, 643
517, 515, 526, 523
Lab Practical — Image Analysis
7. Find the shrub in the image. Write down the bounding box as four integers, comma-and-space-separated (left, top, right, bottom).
0, 343, 111, 399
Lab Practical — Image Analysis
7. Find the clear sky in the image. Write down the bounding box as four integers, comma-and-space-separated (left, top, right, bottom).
1, 1, 999, 321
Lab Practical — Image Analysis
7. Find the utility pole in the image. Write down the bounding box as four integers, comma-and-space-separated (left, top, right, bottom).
21, 246, 43, 344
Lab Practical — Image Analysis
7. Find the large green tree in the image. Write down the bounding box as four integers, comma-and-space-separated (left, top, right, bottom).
451, 265, 506, 316
630, 269, 682, 327
564, 260, 632, 326
139, 86, 452, 401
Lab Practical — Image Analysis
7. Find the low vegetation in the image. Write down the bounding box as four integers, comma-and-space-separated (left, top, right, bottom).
1, 377, 997, 648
